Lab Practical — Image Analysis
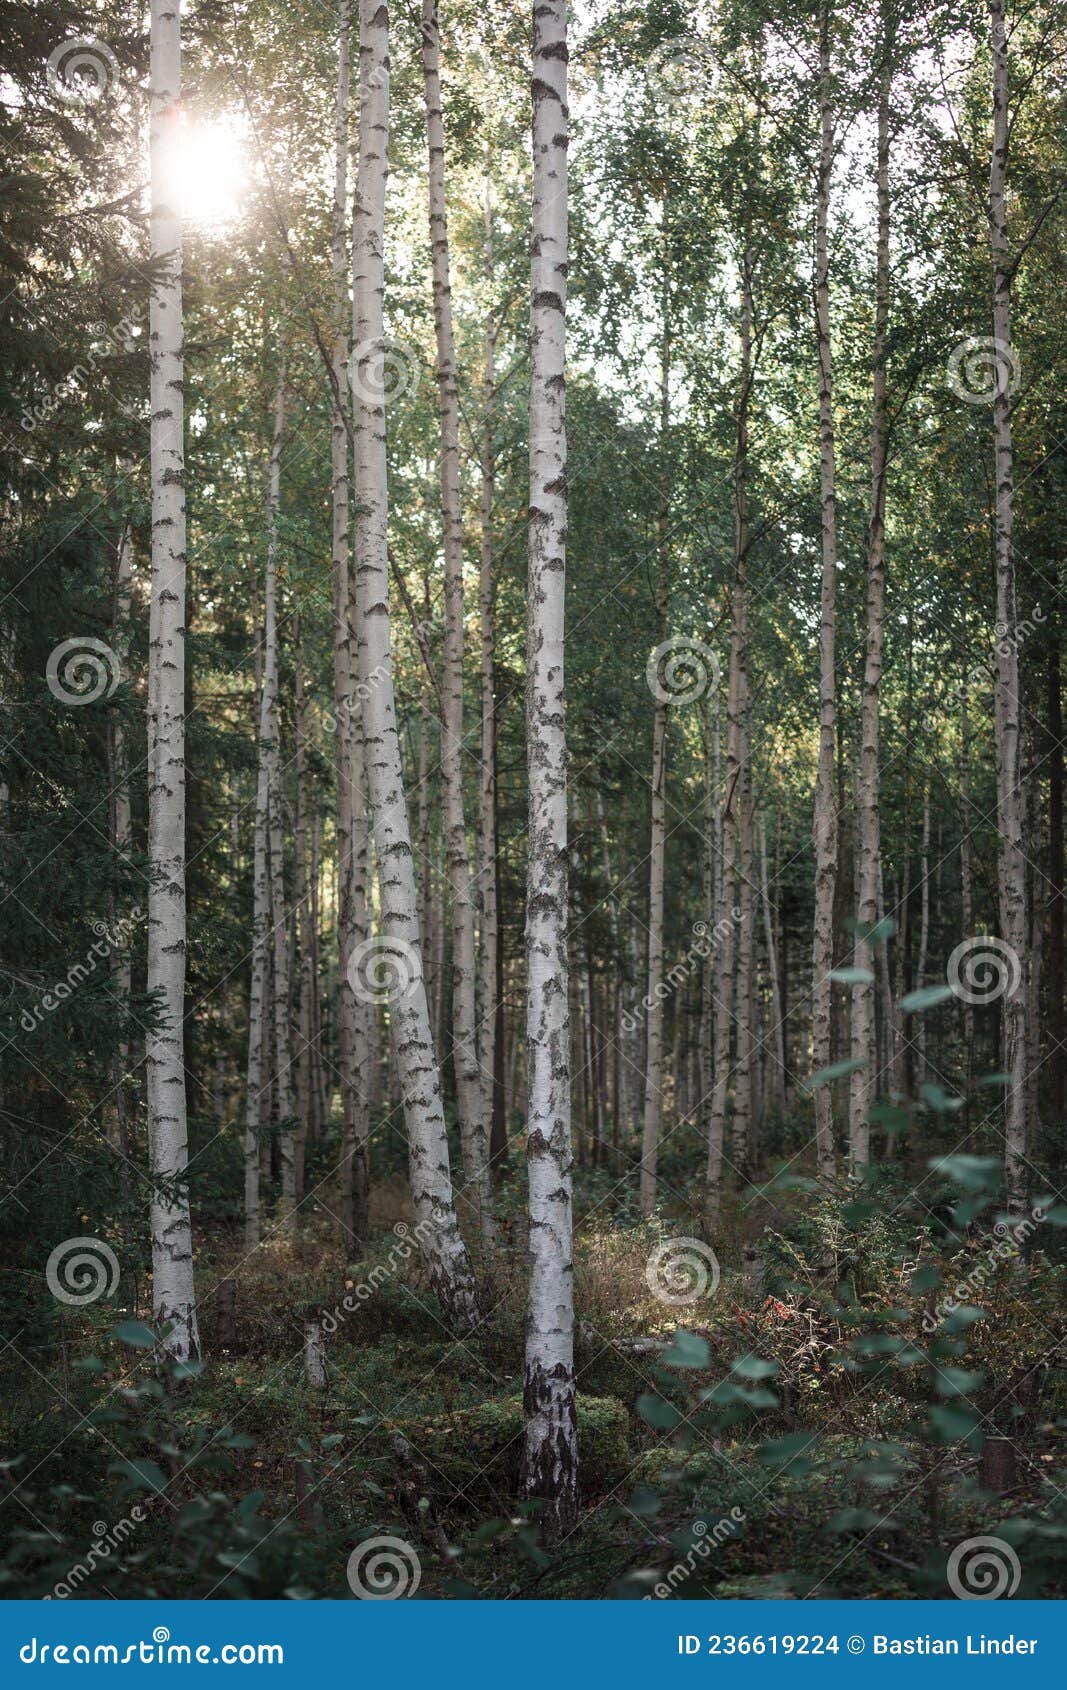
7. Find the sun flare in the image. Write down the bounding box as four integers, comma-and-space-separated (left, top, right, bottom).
164, 115, 248, 229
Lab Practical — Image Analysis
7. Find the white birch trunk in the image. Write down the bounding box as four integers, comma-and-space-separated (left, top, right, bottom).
352, 0, 478, 1328
147, 0, 198, 1361
810, 3, 839, 1185
520, 0, 578, 1533
262, 370, 295, 1219
848, 19, 891, 1164
988, 0, 1028, 1214
420, 0, 494, 1242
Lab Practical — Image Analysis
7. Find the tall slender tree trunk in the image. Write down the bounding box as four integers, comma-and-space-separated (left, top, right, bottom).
352, 0, 478, 1327
262, 370, 295, 1219
520, 0, 578, 1535
420, 0, 493, 1242
640, 314, 670, 1218
147, 0, 198, 1360
245, 616, 270, 1248
810, 1, 839, 1184
988, 0, 1027, 1213
331, 0, 371, 1254
960, 640, 976, 1079
849, 15, 891, 1161
759, 814, 787, 1112
478, 168, 505, 1182
915, 786, 931, 1085
108, 521, 134, 1155
293, 615, 312, 1200
1047, 630, 1064, 1117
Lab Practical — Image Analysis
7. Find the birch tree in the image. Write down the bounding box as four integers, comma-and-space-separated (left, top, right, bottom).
520, 0, 578, 1534
147, 0, 198, 1360
987, 0, 1028, 1214
848, 14, 892, 1166
330, 0, 372, 1254
352, 0, 479, 1328
810, 0, 840, 1184
420, 0, 494, 1241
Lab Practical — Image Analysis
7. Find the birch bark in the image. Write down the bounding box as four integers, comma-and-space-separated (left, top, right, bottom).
147, 0, 199, 1360
848, 19, 891, 1164
810, 0, 839, 1184
352, 0, 478, 1327
988, 0, 1028, 1214
520, 0, 578, 1533
420, 0, 493, 1241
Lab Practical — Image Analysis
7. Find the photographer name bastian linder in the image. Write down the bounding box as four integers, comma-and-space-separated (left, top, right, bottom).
872, 1636, 1038, 1655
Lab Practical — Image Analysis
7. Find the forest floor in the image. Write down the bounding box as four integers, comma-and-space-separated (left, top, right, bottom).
5, 1134, 1067, 1599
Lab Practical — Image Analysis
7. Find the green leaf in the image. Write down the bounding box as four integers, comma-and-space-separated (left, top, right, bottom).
111, 1457, 167, 1493
636, 1393, 681, 1429
732, 1354, 779, 1379
942, 1305, 987, 1334
930, 1154, 1001, 1191
826, 1508, 898, 1533
902, 984, 954, 1013
910, 1264, 943, 1293
934, 1366, 986, 1397
659, 1330, 710, 1370
805, 1057, 866, 1090
976, 1072, 1013, 1088
869, 1104, 910, 1135
828, 967, 875, 984
920, 1082, 964, 1112
845, 915, 897, 942
111, 1320, 157, 1349
757, 1432, 817, 1473
928, 1403, 982, 1444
